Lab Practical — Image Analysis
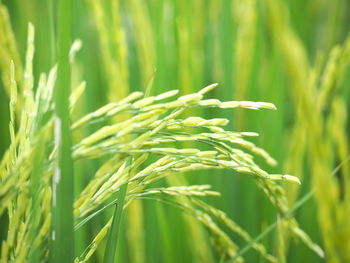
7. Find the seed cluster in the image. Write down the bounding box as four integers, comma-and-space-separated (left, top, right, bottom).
0, 23, 323, 263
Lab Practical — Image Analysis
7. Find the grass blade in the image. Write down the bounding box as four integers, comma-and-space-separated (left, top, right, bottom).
103, 156, 132, 263
51, 0, 74, 261
226, 191, 313, 263
226, 157, 350, 262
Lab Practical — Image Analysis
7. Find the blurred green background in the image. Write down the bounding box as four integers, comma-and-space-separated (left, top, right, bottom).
1, 0, 349, 262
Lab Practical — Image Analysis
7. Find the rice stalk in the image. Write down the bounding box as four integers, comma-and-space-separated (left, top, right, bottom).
84, 0, 128, 101
127, 0, 155, 88
103, 157, 131, 263
233, 0, 257, 128
0, 3, 23, 103
51, 0, 74, 261
0, 21, 325, 263
265, 0, 350, 261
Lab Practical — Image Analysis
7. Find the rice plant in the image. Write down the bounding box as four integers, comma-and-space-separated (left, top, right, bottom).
1, 19, 325, 262
1, 0, 349, 262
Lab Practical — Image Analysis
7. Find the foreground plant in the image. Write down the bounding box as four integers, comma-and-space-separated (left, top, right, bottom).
0, 24, 323, 263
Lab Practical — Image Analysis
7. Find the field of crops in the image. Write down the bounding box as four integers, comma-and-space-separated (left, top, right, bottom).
0, 0, 349, 262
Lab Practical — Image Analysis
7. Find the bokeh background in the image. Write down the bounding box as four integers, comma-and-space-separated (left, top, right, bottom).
1, 0, 349, 262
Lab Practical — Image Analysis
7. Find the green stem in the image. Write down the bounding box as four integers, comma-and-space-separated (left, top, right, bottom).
103, 157, 132, 263
226, 155, 350, 262
51, 0, 74, 261
226, 191, 313, 263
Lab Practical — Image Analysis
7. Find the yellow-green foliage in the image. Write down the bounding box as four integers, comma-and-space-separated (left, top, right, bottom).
1, 0, 350, 262
265, 0, 350, 261
0, 4, 23, 112
0, 24, 322, 263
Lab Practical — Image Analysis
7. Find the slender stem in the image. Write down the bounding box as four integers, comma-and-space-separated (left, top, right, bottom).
226, 156, 350, 262
49, 0, 56, 65
226, 191, 313, 263
51, 0, 74, 261
103, 157, 132, 263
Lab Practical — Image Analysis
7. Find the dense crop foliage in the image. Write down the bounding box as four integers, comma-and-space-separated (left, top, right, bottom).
0, 0, 349, 262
